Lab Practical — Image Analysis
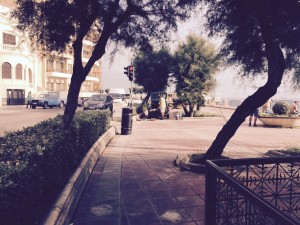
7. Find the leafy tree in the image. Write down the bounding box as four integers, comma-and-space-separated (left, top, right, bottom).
132, 87, 144, 94
174, 34, 219, 116
12, 0, 196, 129
198, 0, 300, 160
133, 48, 173, 108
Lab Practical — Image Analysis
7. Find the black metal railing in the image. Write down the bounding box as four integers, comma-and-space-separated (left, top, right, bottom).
206, 157, 300, 225
6, 98, 26, 105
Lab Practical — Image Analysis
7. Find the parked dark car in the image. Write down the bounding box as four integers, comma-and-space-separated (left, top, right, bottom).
83, 94, 113, 112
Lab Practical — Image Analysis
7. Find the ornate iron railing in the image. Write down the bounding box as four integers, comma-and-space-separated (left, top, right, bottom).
206, 157, 300, 225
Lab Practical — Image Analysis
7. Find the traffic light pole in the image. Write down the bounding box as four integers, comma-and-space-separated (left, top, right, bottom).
124, 64, 134, 106
130, 80, 133, 107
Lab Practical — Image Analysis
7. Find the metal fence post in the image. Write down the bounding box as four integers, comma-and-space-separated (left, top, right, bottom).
205, 163, 217, 225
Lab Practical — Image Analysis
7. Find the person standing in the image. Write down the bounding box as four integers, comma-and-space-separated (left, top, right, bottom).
159, 95, 167, 120
262, 98, 272, 113
249, 108, 259, 127
26, 91, 32, 108
289, 101, 299, 115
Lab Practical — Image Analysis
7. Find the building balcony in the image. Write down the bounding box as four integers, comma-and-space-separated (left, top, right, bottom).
46, 70, 99, 82
1, 44, 30, 55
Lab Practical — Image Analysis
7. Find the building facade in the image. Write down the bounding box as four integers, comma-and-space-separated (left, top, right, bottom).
0, 3, 102, 106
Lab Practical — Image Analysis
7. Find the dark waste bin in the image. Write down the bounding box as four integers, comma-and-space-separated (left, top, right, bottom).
121, 107, 132, 135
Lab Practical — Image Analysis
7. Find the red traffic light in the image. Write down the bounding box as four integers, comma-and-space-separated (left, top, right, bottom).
128, 65, 134, 81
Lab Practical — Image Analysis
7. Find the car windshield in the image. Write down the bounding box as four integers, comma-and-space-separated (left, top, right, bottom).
90, 95, 106, 101
37, 94, 48, 98
111, 93, 123, 99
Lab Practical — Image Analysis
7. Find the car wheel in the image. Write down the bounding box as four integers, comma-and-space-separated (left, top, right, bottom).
43, 102, 48, 109
32, 105, 36, 109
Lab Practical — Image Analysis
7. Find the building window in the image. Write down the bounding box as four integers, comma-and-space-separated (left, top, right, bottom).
47, 60, 54, 69
47, 82, 54, 91
3, 33, 16, 45
83, 50, 90, 57
28, 68, 33, 83
56, 61, 64, 72
2, 62, 12, 79
16, 64, 22, 79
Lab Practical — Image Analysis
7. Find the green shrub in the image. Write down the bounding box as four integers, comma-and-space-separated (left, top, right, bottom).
279, 146, 300, 156
0, 110, 110, 225
272, 101, 290, 115
193, 111, 221, 117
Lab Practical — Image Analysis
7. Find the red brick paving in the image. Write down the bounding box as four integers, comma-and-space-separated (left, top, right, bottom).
71, 107, 300, 225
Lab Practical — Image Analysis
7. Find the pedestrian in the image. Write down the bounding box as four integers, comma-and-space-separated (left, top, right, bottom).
26, 91, 32, 108
249, 108, 259, 127
289, 101, 299, 115
262, 98, 272, 113
159, 95, 167, 120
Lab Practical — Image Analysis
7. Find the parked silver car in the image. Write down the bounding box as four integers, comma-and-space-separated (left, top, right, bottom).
31, 92, 63, 109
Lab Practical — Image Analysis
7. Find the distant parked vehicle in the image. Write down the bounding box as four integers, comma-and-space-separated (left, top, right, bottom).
31, 92, 63, 109
110, 93, 124, 103
83, 94, 113, 112
77, 92, 98, 107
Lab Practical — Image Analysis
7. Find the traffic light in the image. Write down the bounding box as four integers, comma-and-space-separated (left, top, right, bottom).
124, 66, 129, 76
128, 65, 134, 81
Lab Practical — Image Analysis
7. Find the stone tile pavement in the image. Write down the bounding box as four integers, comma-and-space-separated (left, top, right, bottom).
71, 107, 300, 225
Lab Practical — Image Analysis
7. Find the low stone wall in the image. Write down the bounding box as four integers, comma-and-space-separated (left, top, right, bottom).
42, 126, 117, 225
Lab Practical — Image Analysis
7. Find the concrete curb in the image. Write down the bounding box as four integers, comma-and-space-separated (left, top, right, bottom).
42, 126, 117, 225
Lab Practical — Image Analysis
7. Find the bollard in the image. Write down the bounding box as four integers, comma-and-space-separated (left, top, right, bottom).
121, 107, 132, 135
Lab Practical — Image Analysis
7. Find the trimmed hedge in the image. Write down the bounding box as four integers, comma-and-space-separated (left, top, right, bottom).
272, 101, 290, 115
0, 110, 110, 225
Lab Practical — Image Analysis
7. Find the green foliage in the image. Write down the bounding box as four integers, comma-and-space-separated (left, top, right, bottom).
12, 0, 197, 130
133, 48, 173, 93
173, 34, 219, 116
132, 87, 144, 94
12, 1, 196, 54
279, 146, 300, 156
272, 101, 290, 115
193, 111, 221, 117
0, 110, 110, 225
201, 0, 300, 79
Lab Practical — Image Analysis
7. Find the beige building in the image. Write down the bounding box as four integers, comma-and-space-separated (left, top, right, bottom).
0, 3, 102, 106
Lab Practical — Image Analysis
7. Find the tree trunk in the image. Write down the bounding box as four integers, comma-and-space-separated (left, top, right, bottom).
182, 105, 190, 116
204, 2, 285, 160
141, 92, 150, 110
62, 42, 102, 129
62, 23, 111, 130
63, 73, 83, 130
189, 103, 195, 117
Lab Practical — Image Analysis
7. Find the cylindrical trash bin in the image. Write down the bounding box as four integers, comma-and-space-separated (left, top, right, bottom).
121, 107, 132, 135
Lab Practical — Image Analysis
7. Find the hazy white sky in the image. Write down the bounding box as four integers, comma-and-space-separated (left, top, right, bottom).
101, 13, 300, 100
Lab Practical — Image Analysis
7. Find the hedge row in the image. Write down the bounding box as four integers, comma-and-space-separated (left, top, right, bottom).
0, 110, 110, 225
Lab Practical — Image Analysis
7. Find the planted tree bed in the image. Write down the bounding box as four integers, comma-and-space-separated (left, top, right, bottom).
258, 115, 300, 128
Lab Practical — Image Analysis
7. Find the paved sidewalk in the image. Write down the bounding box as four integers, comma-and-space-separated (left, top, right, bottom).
71, 107, 300, 225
